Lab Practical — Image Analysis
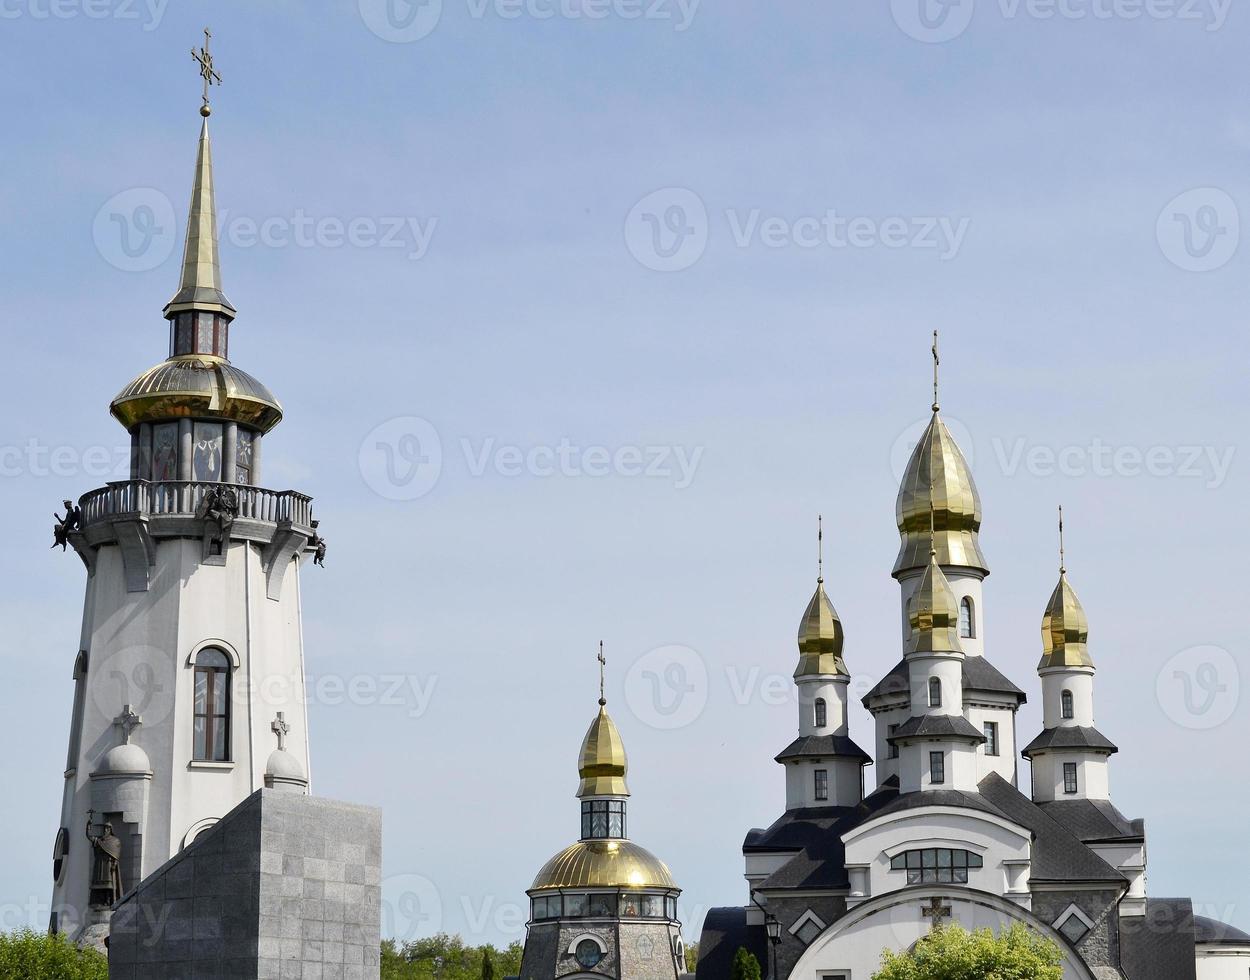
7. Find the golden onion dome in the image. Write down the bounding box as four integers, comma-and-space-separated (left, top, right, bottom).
795, 579, 848, 678
530, 839, 678, 892
577, 705, 629, 799
110, 356, 283, 433
894, 412, 988, 579
1039, 571, 1093, 670
905, 551, 964, 656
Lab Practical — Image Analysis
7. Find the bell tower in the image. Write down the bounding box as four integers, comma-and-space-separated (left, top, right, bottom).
49, 35, 319, 943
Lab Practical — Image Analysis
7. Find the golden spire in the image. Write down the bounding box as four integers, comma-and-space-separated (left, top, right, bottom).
905, 486, 964, 655
577, 644, 629, 798
165, 29, 234, 320
1039, 507, 1092, 670
893, 334, 987, 579
796, 517, 848, 678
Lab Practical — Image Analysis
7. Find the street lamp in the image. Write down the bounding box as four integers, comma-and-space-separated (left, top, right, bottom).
764, 914, 782, 980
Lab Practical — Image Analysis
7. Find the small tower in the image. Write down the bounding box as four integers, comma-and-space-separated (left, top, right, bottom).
519, 648, 685, 980
49, 36, 319, 941
775, 520, 871, 808
1023, 511, 1118, 803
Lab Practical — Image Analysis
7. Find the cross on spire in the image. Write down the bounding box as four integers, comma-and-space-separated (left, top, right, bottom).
114, 705, 142, 745
921, 896, 952, 932
191, 27, 222, 117
271, 712, 291, 752
931, 329, 941, 413
817, 514, 824, 584
597, 642, 607, 706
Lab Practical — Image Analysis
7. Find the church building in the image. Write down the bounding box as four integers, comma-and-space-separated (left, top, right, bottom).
694, 361, 1250, 980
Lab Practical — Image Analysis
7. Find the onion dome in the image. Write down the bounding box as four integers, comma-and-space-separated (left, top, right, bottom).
905, 550, 964, 656
795, 579, 848, 678
894, 411, 988, 579
110, 357, 283, 432
577, 705, 629, 799
1039, 570, 1092, 670
530, 839, 677, 891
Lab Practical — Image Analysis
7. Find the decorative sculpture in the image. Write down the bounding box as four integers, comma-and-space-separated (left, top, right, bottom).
85, 811, 124, 907
310, 519, 327, 567
51, 499, 81, 551
196, 485, 239, 558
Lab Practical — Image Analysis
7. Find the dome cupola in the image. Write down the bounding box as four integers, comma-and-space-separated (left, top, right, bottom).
577, 705, 629, 799
1039, 507, 1092, 670
795, 519, 847, 678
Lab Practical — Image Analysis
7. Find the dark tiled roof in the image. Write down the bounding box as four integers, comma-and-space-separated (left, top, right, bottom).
869, 787, 1009, 823
977, 773, 1126, 884
695, 907, 769, 980
1193, 915, 1250, 945
1036, 798, 1143, 843
774, 734, 873, 765
1120, 899, 1198, 980
1021, 725, 1119, 757
890, 714, 986, 742
864, 656, 1026, 705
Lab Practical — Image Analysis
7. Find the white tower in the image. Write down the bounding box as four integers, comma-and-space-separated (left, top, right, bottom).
50, 60, 316, 939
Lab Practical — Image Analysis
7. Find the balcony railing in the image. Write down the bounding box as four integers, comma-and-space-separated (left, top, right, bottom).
79, 481, 313, 530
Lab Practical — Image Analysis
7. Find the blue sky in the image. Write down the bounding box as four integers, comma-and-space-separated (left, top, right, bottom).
3, 0, 1250, 947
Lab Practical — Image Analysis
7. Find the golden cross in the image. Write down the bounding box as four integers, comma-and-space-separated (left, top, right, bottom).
931, 329, 940, 413
1058, 505, 1066, 574
597, 641, 607, 706
192, 27, 222, 114
817, 514, 823, 583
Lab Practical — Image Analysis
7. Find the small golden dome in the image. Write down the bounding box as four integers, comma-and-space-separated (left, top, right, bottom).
795, 580, 848, 678
894, 412, 988, 579
577, 706, 629, 799
905, 552, 964, 656
530, 839, 678, 891
110, 356, 283, 433
1039, 571, 1093, 670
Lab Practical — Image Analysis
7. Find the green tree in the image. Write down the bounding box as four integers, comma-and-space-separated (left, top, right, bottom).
0, 930, 108, 980
379, 935, 525, 980
481, 947, 495, 980
684, 940, 700, 974
730, 946, 762, 980
872, 924, 1064, 980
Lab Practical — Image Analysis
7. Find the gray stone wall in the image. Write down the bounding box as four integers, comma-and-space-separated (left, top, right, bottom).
520, 918, 682, 980
1030, 888, 1122, 974
108, 789, 382, 980
768, 895, 849, 980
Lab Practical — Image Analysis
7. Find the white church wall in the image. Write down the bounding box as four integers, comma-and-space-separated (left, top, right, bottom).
796, 676, 849, 736
1042, 669, 1095, 728
965, 703, 1017, 784
898, 569, 985, 658
907, 655, 963, 718
1196, 947, 1250, 979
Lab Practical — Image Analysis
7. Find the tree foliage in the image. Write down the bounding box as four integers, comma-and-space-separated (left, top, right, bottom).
684, 940, 700, 974
0, 930, 108, 980
381, 934, 523, 980
730, 946, 762, 980
872, 924, 1064, 980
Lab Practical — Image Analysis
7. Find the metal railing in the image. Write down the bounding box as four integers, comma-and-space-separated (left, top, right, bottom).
78, 481, 313, 529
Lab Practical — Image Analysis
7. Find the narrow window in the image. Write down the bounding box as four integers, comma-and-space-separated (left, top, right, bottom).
888, 724, 899, 760
929, 677, 942, 708
959, 596, 975, 638
929, 751, 945, 785
814, 698, 827, 729
814, 769, 828, 801
193, 648, 231, 761
1064, 762, 1079, 795
1062, 689, 1075, 720
983, 721, 999, 757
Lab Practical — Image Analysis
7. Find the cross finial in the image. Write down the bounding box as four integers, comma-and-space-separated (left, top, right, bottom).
192, 27, 222, 117
1058, 505, 1066, 575
271, 712, 291, 752
817, 514, 824, 584
921, 896, 952, 932
931, 330, 941, 413
113, 705, 142, 745
597, 642, 607, 706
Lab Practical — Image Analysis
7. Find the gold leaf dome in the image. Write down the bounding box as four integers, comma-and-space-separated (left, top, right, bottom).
110, 356, 283, 433
1039, 571, 1092, 670
577, 706, 629, 799
905, 552, 964, 656
530, 839, 677, 892
894, 412, 988, 579
795, 580, 848, 678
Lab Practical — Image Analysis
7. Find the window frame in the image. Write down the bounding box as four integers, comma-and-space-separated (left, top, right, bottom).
929, 750, 946, 785
887, 724, 899, 760
959, 596, 975, 639
814, 768, 829, 802
1061, 689, 1075, 720
580, 799, 626, 840
890, 847, 983, 884
1063, 762, 1079, 795
814, 697, 827, 729
983, 721, 999, 757
192, 648, 232, 762
929, 677, 942, 708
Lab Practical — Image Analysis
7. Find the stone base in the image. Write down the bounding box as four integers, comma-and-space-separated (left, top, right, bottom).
107, 789, 382, 979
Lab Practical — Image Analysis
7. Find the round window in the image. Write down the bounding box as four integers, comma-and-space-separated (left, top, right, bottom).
575, 938, 604, 969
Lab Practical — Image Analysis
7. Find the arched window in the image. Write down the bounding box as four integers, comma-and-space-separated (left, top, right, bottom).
814, 698, 828, 728
959, 596, 975, 638
1061, 689, 1074, 720
193, 648, 231, 761
929, 677, 942, 708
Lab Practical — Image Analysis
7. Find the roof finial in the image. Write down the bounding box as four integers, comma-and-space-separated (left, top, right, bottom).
192, 27, 221, 118
1058, 505, 1066, 575
597, 641, 607, 707
817, 514, 824, 584
931, 329, 941, 413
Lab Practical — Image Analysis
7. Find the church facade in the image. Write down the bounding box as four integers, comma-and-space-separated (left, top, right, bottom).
694, 381, 1250, 980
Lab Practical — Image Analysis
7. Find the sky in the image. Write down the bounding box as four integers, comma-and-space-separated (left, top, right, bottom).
2, 0, 1250, 951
